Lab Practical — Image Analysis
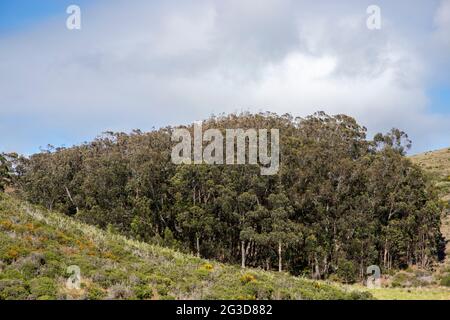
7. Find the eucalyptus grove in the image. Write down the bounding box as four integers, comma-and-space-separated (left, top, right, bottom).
11, 112, 443, 282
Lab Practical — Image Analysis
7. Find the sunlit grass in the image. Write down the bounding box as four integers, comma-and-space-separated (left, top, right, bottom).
350, 285, 450, 300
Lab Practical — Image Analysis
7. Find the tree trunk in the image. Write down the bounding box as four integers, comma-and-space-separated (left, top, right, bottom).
196, 236, 200, 258
265, 258, 270, 271
313, 255, 321, 279
241, 241, 246, 268
64, 185, 79, 214
278, 241, 282, 272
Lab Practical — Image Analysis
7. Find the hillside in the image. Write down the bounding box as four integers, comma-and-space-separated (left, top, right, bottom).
2, 116, 450, 300
6, 113, 442, 282
0, 194, 370, 300
3, 146, 450, 300
410, 148, 450, 295
411, 148, 450, 201
411, 148, 450, 262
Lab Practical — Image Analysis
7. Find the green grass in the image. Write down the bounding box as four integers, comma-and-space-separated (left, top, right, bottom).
362, 287, 450, 300
0, 194, 370, 300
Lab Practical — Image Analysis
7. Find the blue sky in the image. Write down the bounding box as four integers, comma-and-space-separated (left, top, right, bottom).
428, 85, 450, 114
0, 2, 58, 31
0, 0, 449, 155
0, 1, 89, 33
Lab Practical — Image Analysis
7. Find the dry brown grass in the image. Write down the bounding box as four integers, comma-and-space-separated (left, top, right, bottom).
411, 148, 450, 175
411, 148, 450, 201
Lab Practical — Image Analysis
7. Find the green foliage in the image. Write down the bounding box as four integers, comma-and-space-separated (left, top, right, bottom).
0, 195, 370, 300
390, 269, 434, 288
336, 260, 358, 284
0, 154, 10, 192
240, 273, 257, 284
86, 285, 106, 300
28, 277, 57, 299
8, 112, 443, 280
0, 280, 29, 300
133, 285, 153, 299
440, 274, 450, 287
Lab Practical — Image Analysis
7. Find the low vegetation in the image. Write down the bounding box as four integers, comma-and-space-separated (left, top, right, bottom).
0, 194, 371, 300
362, 286, 450, 300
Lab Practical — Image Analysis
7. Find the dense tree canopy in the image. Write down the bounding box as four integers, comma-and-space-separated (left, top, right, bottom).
7, 112, 443, 282
0, 154, 10, 192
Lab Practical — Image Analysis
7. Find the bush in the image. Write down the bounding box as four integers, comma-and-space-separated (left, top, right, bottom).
107, 284, 133, 300
29, 277, 57, 299
202, 263, 214, 271
349, 291, 374, 300
0, 269, 24, 281
336, 260, 357, 284
14, 253, 46, 278
243, 281, 274, 299
93, 268, 128, 287
391, 272, 410, 288
0, 279, 29, 300
87, 285, 106, 300
1, 245, 28, 263
391, 270, 433, 288
440, 275, 450, 287
156, 284, 169, 297
240, 273, 256, 284
134, 285, 153, 299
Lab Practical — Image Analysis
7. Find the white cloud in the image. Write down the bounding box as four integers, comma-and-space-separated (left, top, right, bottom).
0, 0, 449, 154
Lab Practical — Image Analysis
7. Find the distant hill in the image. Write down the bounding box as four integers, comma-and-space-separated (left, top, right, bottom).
0, 194, 369, 300
411, 148, 450, 201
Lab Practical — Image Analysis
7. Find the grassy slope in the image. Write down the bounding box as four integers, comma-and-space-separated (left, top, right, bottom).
3, 149, 450, 300
364, 287, 450, 300
0, 194, 370, 300
411, 147, 450, 201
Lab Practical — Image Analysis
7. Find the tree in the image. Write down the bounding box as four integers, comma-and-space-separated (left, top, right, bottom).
11, 112, 442, 280
176, 205, 214, 257
0, 154, 10, 192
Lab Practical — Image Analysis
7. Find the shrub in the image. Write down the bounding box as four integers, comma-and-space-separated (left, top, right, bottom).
0, 279, 29, 300
349, 291, 374, 300
134, 285, 153, 299
107, 284, 133, 300
336, 260, 357, 284
2, 246, 21, 263
391, 272, 410, 288
240, 273, 256, 284
391, 270, 432, 288
243, 281, 274, 299
93, 268, 128, 287
202, 263, 213, 271
29, 277, 57, 299
440, 274, 450, 287
156, 284, 169, 297
87, 286, 106, 300
195, 268, 210, 279
0, 269, 24, 280
14, 253, 46, 278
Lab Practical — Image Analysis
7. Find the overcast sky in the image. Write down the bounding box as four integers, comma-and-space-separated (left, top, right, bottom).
0, 0, 449, 155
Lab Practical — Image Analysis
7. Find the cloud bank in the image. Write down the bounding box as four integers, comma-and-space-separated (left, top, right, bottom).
0, 0, 449, 154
